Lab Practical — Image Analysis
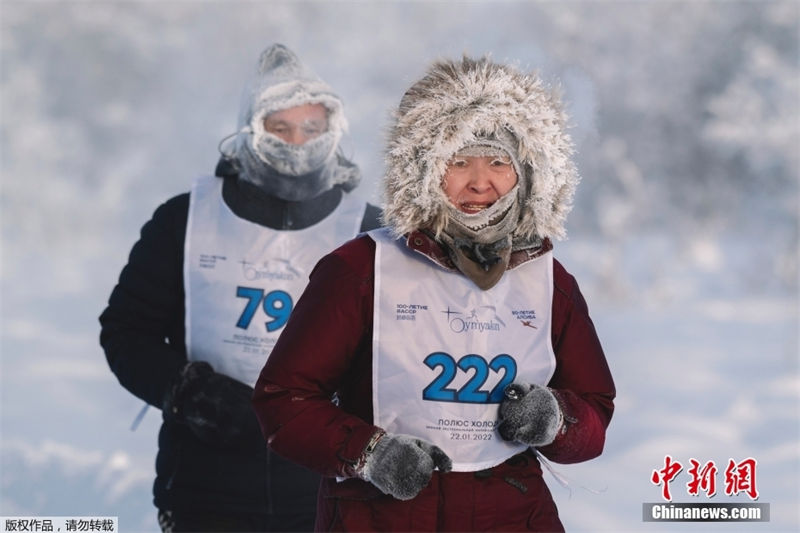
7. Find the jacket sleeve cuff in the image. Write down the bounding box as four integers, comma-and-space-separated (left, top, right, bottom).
337, 425, 385, 478
538, 389, 607, 464
550, 389, 578, 439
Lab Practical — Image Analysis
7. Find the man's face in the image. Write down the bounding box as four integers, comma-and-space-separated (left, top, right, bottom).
263, 103, 328, 145
442, 155, 518, 214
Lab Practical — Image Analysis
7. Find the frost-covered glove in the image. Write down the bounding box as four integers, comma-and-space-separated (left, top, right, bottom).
163, 361, 260, 448
357, 432, 452, 500
497, 383, 563, 447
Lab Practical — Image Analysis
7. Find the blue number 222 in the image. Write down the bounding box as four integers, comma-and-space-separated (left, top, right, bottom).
235, 286, 293, 332
422, 352, 517, 404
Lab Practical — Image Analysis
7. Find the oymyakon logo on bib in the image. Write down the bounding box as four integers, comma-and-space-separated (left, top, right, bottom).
441, 306, 505, 334
239, 259, 301, 282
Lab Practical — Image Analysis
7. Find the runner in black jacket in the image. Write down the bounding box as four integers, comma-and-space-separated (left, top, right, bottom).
99, 44, 380, 532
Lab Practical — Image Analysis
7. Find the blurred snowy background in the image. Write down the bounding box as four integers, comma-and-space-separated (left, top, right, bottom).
1, 1, 797, 531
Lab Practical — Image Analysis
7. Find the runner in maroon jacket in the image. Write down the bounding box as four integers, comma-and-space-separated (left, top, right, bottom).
253, 55, 616, 532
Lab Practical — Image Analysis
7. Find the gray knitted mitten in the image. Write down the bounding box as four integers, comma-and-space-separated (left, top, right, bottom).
497, 383, 562, 447
358, 433, 452, 500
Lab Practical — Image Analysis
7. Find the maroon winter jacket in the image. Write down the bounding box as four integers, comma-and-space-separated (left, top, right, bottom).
253, 232, 615, 532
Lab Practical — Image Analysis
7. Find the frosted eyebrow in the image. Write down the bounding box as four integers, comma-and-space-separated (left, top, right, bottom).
264, 118, 290, 127
302, 118, 327, 128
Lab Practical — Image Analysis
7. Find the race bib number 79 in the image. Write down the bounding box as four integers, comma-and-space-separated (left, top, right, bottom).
235, 286, 293, 332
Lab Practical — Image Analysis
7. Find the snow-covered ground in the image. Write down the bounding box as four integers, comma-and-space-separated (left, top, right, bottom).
2, 2, 797, 532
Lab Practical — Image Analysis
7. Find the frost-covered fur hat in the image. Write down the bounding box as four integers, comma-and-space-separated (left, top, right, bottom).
382, 55, 579, 241
226, 44, 359, 201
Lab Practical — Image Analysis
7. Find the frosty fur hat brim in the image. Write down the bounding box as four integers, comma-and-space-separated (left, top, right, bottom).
382, 55, 579, 241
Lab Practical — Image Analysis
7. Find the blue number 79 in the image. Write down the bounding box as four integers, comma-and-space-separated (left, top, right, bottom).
235, 286, 293, 332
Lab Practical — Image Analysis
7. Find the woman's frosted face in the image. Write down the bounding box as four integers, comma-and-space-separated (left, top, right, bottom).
442, 155, 518, 214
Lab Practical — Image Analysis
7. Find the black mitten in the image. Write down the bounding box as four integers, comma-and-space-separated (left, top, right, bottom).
357, 432, 452, 500
497, 382, 562, 447
163, 361, 260, 448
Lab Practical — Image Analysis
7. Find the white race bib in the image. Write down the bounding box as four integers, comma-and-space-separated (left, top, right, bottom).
184, 175, 366, 386
370, 228, 556, 471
